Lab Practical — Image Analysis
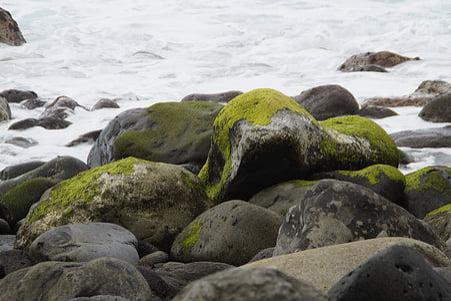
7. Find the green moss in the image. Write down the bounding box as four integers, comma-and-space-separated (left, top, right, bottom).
320, 116, 399, 167
28, 157, 148, 223
114, 101, 222, 162
337, 164, 405, 185
426, 203, 451, 217
405, 167, 451, 193
199, 88, 315, 200
290, 179, 318, 187
182, 220, 203, 250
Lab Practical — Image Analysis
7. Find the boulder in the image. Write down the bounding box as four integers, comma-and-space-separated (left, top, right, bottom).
243, 237, 450, 293
15, 157, 211, 251
310, 164, 406, 205
66, 130, 101, 147
0, 257, 155, 301
88, 101, 223, 171
0, 96, 11, 120
419, 92, 451, 122
181, 90, 242, 103
293, 84, 359, 120
248, 180, 317, 217
0, 89, 36, 103
29, 223, 139, 264
0, 219, 11, 234
8, 117, 72, 130
140, 251, 169, 266
424, 204, 451, 242
274, 180, 443, 256
248, 247, 275, 263
0, 235, 15, 252
91, 98, 120, 110
0, 161, 45, 180
4, 137, 38, 148
339, 51, 419, 72
328, 245, 451, 301
173, 267, 328, 301
171, 200, 281, 265
391, 126, 451, 148
199, 88, 399, 202
20, 98, 46, 110
404, 166, 451, 218
0, 7, 26, 46
69, 297, 130, 301
0, 249, 32, 278
46, 95, 86, 110
358, 105, 398, 119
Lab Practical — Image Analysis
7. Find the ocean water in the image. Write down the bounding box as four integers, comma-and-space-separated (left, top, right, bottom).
1, 0, 450, 171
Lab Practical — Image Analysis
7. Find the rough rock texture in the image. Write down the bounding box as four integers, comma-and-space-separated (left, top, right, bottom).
181, 90, 242, 103
419, 92, 451, 122
69, 296, 130, 301
0, 89, 37, 103
0, 235, 15, 251
0, 257, 155, 301
46, 95, 86, 111
243, 237, 450, 293
248, 247, 275, 263
339, 51, 419, 72
199, 88, 399, 202
0, 161, 45, 181
391, 126, 451, 148
424, 204, 451, 244
358, 105, 398, 119
363, 80, 451, 107
310, 164, 406, 205
29, 223, 139, 264
8, 117, 72, 130
0, 97, 11, 121
0, 249, 32, 277
173, 267, 328, 301
4, 137, 38, 148
328, 245, 451, 301
91, 98, 120, 110
66, 130, 101, 147
404, 166, 451, 218
171, 200, 281, 265
249, 180, 317, 216
88, 101, 223, 171
274, 180, 443, 256
140, 251, 169, 266
0, 7, 26, 46
15, 157, 211, 250
20, 97, 46, 109
293, 84, 359, 120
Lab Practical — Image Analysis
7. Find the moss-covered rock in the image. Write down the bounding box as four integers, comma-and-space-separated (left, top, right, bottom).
311, 164, 405, 204
0, 177, 56, 225
88, 101, 223, 172
404, 166, 451, 218
15, 157, 212, 250
199, 88, 399, 202
424, 204, 451, 242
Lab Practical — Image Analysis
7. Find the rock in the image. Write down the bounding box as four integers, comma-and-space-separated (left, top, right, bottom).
66, 130, 101, 147
46, 95, 85, 110
138, 266, 186, 300
0, 7, 26, 46
0, 177, 56, 225
0, 219, 11, 234
171, 200, 281, 266
399, 149, 415, 165
0, 156, 88, 196
0, 104, 8, 122
15, 157, 211, 251
20, 98, 46, 109
243, 237, 450, 293
404, 166, 451, 218
328, 245, 451, 301
0, 161, 46, 180
248, 180, 317, 217
8, 117, 72, 130
419, 92, 451, 122
274, 180, 443, 256
199, 88, 399, 202
339, 51, 419, 72
358, 105, 398, 119
29, 223, 139, 264
181, 91, 242, 103
91, 98, 120, 110
424, 204, 451, 243
0, 96, 11, 120
0, 235, 15, 252
137, 240, 160, 258
40, 106, 73, 120
140, 251, 169, 266
391, 126, 451, 148
173, 267, 328, 301
0, 249, 32, 278
293, 85, 359, 120
363, 80, 451, 107
88, 101, 223, 171
69, 296, 130, 301
248, 247, 275, 263
310, 164, 406, 205
0, 257, 155, 301
435, 267, 451, 284
4, 137, 38, 148
0, 89, 37, 103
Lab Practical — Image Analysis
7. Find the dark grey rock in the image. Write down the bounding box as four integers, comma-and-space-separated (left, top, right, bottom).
391, 126, 451, 148
8, 117, 72, 130
4, 137, 38, 148
40, 106, 73, 120
181, 90, 242, 103
0, 235, 15, 252
20, 98, 46, 110
69, 296, 130, 301
248, 247, 275, 263
138, 266, 185, 300
140, 251, 169, 266
0, 8, 26, 46
0, 161, 46, 181
0, 219, 11, 234
293, 85, 359, 120
66, 130, 101, 147
0, 249, 32, 278
339, 51, 419, 72
137, 240, 160, 258
0, 89, 36, 103
91, 98, 120, 110
419, 92, 451, 122
46, 95, 86, 110
358, 105, 398, 119
328, 245, 451, 301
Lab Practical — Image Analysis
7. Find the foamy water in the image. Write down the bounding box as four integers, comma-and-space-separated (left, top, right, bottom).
1, 0, 450, 171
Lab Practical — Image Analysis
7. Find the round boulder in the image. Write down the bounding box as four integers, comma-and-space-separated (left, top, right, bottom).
91, 98, 120, 110
419, 92, 451, 122
339, 51, 419, 72
391, 126, 451, 148
358, 105, 398, 119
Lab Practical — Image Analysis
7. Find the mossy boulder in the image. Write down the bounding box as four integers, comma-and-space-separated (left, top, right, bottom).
88, 101, 223, 172
404, 166, 451, 218
199, 88, 399, 202
15, 157, 212, 250
311, 164, 406, 204
424, 204, 451, 243
171, 200, 281, 265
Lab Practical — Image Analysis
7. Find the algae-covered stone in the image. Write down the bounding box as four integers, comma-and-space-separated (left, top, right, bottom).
15, 157, 212, 250
199, 88, 399, 202
404, 166, 451, 218
311, 164, 406, 204
88, 101, 223, 171
171, 200, 281, 265
424, 204, 451, 243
